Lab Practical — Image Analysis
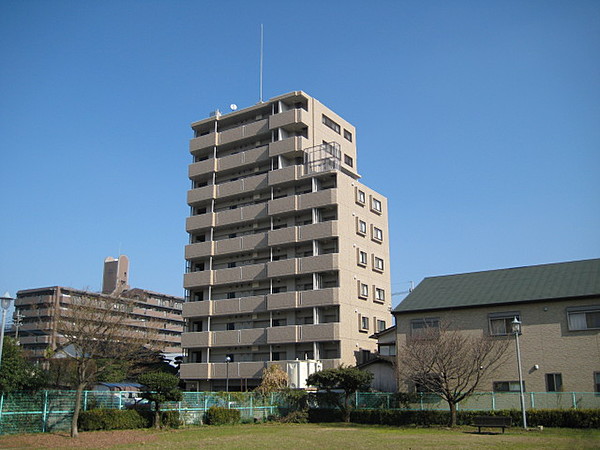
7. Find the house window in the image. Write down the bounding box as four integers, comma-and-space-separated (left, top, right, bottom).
374, 287, 385, 302
489, 313, 520, 336
344, 129, 353, 142
371, 197, 382, 213
376, 319, 386, 332
322, 114, 340, 134
493, 381, 524, 392
344, 154, 353, 167
372, 226, 383, 242
356, 189, 366, 205
546, 373, 563, 392
358, 250, 368, 266
357, 219, 367, 235
373, 256, 384, 272
567, 306, 600, 330
358, 282, 369, 298
410, 318, 440, 337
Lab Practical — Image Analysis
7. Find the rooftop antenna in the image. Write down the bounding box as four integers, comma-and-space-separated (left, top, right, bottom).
259, 24, 264, 103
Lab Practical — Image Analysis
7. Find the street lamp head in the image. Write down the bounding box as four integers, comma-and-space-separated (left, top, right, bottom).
225, 356, 231, 363
0, 292, 13, 311
511, 316, 521, 334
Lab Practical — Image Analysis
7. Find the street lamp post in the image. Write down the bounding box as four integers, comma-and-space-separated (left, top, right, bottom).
0, 292, 14, 368
512, 317, 527, 429
225, 356, 231, 393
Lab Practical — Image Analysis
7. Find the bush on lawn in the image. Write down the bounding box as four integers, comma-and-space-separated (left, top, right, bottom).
205, 406, 241, 425
78, 409, 149, 431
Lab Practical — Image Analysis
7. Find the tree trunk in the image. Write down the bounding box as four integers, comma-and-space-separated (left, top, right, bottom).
71, 383, 85, 438
448, 401, 457, 427
343, 394, 351, 423
154, 402, 161, 429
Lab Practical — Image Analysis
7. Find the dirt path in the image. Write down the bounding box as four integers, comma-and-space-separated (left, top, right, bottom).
0, 429, 161, 449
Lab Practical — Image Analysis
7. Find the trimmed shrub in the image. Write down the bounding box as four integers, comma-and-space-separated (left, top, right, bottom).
279, 410, 309, 423
78, 409, 149, 431
205, 406, 241, 425
347, 408, 600, 429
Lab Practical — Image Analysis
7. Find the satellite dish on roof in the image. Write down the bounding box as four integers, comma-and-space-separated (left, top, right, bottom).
230, 104, 238, 111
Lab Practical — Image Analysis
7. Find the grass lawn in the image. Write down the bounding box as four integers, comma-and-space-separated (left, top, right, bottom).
0, 423, 598, 449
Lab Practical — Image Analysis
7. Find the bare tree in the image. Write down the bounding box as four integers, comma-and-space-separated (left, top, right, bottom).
53, 292, 158, 437
255, 364, 288, 395
397, 322, 509, 427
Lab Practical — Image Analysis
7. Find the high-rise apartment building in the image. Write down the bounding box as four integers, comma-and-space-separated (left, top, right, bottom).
180, 91, 392, 391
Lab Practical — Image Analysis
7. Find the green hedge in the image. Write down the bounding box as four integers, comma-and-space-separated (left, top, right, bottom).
347, 408, 600, 429
205, 406, 241, 425
78, 409, 150, 431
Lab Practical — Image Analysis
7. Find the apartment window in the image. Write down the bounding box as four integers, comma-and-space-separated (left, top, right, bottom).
322, 114, 341, 134
344, 129, 353, 142
410, 318, 440, 337
358, 282, 369, 299
546, 373, 563, 392
567, 306, 600, 330
371, 197, 382, 214
373, 256, 384, 272
372, 226, 383, 242
357, 218, 367, 235
344, 154, 353, 167
226, 322, 235, 331
493, 381, 524, 392
356, 189, 366, 205
374, 287, 385, 303
489, 312, 520, 336
358, 250, 368, 266
376, 319, 386, 332
359, 315, 369, 332
227, 292, 236, 299
595, 372, 600, 393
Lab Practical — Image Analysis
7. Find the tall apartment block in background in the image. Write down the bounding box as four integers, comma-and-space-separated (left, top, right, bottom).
14, 256, 184, 362
181, 91, 392, 391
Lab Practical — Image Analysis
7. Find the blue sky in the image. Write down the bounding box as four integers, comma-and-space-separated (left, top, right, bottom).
1, 0, 598, 306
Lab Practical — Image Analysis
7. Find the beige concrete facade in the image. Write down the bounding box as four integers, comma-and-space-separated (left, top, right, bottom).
181, 91, 392, 390
395, 291, 600, 393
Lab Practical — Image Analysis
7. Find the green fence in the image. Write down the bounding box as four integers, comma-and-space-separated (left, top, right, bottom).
1, 390, 599, 435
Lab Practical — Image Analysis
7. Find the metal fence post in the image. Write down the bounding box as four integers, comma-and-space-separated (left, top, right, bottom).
530, 392, 535, 409
420, 392, 424, 411
572, 392, 577, 409
41, 390, 48, 433
491, 392, 496, 411
0, 392, 4, 428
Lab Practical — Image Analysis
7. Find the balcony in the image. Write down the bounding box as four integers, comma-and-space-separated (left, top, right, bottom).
267, 291, 299, 310
185, 241, 214, 260
298, 189, 338, 209
182, 301, 211, 318
217, 173, 268, 199
216, 204, 267, 227
182, 331, 211, 348
186, 213, 215, 232
298, 254, 339, 274
213, 263, 267, 284
300, 323, 340, 342
189, 133, 217, 153
179, 363, 210, 379
267, 259, 299, 278
268, 227, 298, 246
212, 295, 267, 315
219, 119, 269, 146
210, 361, 267, 379
214, 232, 268, 256
188, 158, 217, 179
300, 288, 339, 307
183, 271, 212, 289
268, 165, 303, 186
269, 136, 309, 158
187, 185, 216, 205
269, 108, 309, 130
298, 221, 338, 241
268, 196, 297, 215
218, 146, 269, 172
267, 325, 300, 344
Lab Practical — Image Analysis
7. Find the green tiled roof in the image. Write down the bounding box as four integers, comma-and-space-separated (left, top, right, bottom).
393, 259, 600, 314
